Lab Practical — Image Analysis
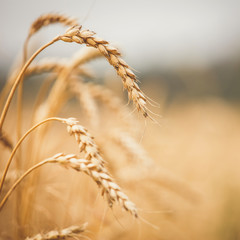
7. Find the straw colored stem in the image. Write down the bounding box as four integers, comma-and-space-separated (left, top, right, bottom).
0, 158, 56, 211
0, 117, 63, 195
16, 80, 23, 168
0, 37, 59, 132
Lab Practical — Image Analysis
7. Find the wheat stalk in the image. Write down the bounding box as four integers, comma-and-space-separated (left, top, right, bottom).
25, 224, 87, 240
0, 117, 65, 194
0, 19, 148, 132
19, 14, 77, 150
0, 116, 138, 216
0, 153, 138, 217
0, 37, 59, 132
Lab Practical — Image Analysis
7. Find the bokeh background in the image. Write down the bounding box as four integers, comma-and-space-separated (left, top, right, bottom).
1, 0, 240, 239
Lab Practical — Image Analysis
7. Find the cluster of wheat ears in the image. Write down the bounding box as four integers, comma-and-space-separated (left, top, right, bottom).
0, 13, 198, 239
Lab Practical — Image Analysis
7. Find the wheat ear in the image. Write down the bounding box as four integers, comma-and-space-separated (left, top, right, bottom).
19, 14, 77, 150
62, 118, 105, 167
72, 80, 99, 128
59, 25, 148, 117
0, 153, 138, 217
23, 13, 78, 62
25, 224, 87, 240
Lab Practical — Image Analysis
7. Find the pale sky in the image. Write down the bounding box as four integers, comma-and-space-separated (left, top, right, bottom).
1, 0, 240, 71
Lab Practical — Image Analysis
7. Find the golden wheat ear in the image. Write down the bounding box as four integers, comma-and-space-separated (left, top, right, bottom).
0, 131, 13, 150
23, 13, 78, 62
0, 153, 138, 217
59, 25, 149, 118
25, 223, 87, 240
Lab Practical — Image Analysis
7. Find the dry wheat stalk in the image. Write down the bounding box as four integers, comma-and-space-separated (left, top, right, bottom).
25, 223, 87, 240
0, 152, 138, 217
0, 117, 138, 215
20, 14, 78, 141
0, 117, 67, 194
0, 18, 148, 131
0, 37, 60, 132
0, 117, 102, 194
59, 25, 148, 117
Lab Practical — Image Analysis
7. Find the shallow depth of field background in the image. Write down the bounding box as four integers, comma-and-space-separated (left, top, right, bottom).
1, 0, 240, 239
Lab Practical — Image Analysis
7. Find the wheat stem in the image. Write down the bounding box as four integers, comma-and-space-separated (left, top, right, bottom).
0, 117, 63, 195
0, 37, 59, 132
0, 158, 56, 211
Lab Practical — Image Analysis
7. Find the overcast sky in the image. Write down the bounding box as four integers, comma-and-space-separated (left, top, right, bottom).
1, 0, 240, 72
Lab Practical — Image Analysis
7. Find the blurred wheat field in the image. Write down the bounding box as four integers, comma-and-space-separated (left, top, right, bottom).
0, 13, 240, 240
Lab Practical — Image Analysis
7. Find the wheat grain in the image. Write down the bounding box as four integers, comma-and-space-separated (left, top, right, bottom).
62, 118, 105, 167
59, 25, 148, 117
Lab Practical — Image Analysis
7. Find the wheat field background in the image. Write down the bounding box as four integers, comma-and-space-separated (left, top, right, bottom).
0, 2, 240, 240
